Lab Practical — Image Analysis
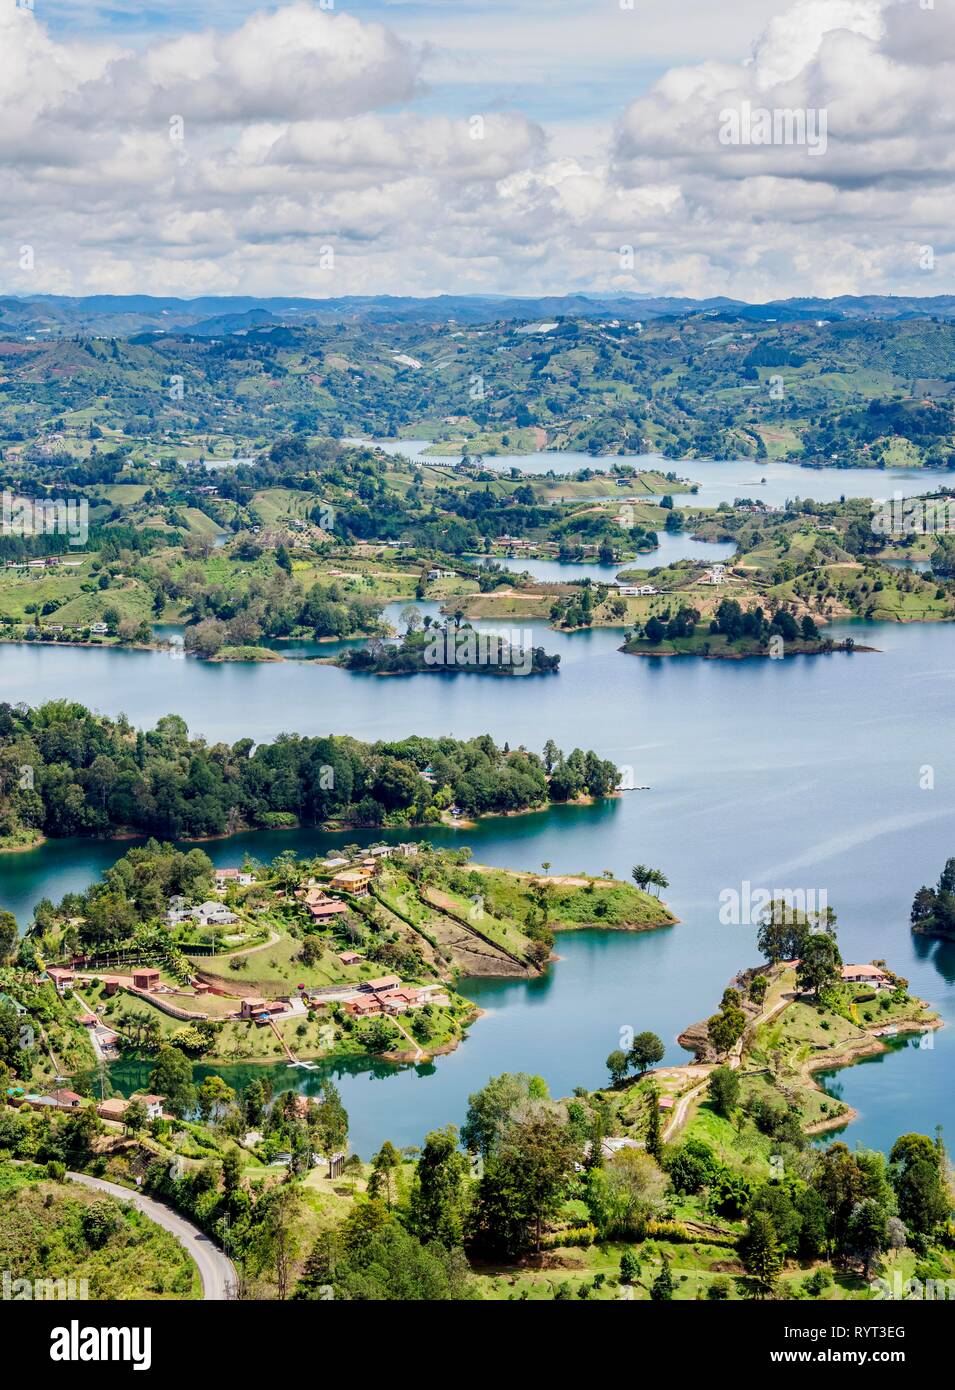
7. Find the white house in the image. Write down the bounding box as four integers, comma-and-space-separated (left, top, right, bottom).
195, 902, 239, 926
136, 1094, 166, 1120
214, 868, 254, 888
841, 963, 890, 989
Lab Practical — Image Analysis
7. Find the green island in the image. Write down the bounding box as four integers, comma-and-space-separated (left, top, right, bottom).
333, 622, 561, 677
1, 879, 950, 1302
0, 701, 619, 850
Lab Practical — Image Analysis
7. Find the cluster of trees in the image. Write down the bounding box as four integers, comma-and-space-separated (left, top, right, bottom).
550, 582, 627, 630
179, 573, 380, 655
641, 606, 700, 645
605, 1030, 665, 1086
710, 598, 818, 645
738, 1135, 947, 1294
707, 987, 749, 1057
340, 624, 561, 677
26, 841, 215, 949
634, 597, 821, 651
0, 703, 617, 841
911, 857, 955, 939
753, 898, 846, 999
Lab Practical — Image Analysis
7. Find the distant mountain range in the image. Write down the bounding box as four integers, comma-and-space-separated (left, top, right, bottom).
4, 292, 955, 339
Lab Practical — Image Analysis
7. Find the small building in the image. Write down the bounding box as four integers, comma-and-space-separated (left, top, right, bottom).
346, 995, 384, 1018
89, 623, 108, 635
841, 963, 890, 989
330, 871, 371, 898
307, 896, 350, 923
96, 1097, 130, 1122
136, 1094, 165, 1120
658, 1096, 674, 1112
24, 1094, 60, 1111
240, 996, 268, 1020
214, 868, 254, 888
362, 974, 401, 994
338, 950, 363, 965
195, 902, 238, 925
166, 907, 196, 926
45, 967, 75, 993
132, 968, 161, 992
395, 843, 419, 859
328, 1152, 347, 1179
368, 845, 393, 859
416, 983, 448, 1003
601, 1136, 643, 1158
49, 1089, 84, 1110
381, 988, 424, 1015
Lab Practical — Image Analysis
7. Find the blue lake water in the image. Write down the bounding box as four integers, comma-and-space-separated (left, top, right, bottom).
5, 453, 955, 1156
467, 533, 737, 585
357, 438, 955, 510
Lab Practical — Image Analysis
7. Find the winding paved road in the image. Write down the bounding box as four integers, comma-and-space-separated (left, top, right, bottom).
66, 1171, 236, 1300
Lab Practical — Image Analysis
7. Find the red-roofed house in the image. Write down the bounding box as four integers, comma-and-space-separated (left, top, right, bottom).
841, 963, 890, 988
347, 995, 384, 1019
362, 975, 401, 994
50, 1089, 84, 1109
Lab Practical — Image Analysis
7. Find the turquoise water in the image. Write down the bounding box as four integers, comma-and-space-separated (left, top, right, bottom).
4, 617, 955, 1156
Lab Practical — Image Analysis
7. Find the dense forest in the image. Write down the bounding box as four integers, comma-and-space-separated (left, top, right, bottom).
0, 702, 620, 843
911, 858, 955, 940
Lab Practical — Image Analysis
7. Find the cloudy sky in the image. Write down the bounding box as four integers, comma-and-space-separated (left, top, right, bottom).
2, 0, 953, 301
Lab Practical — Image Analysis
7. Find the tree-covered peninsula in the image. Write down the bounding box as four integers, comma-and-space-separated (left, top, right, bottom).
0, 701, 619, 847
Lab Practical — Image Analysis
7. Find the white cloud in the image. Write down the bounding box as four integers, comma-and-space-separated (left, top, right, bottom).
2, 0, 955, 299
